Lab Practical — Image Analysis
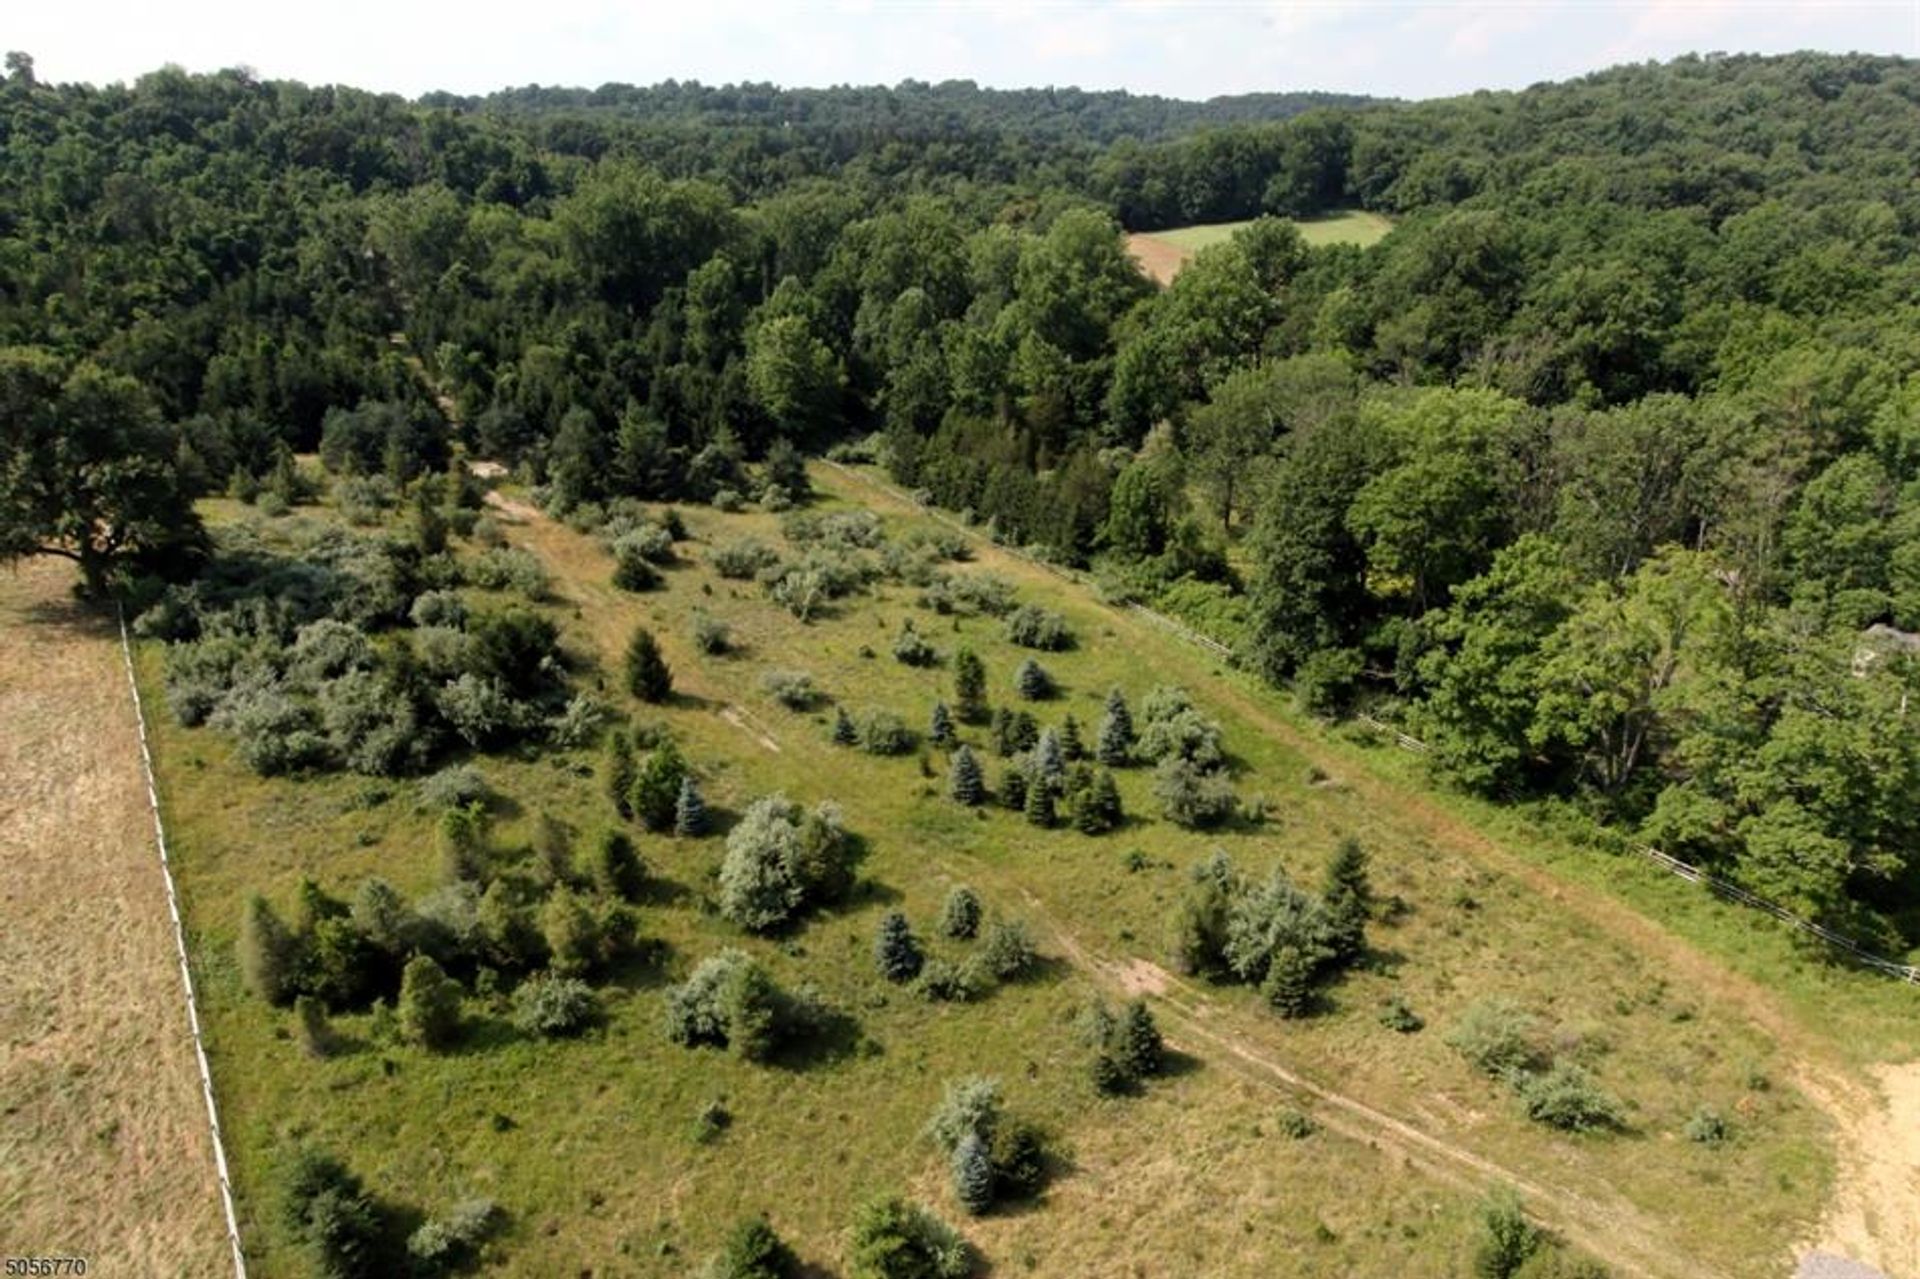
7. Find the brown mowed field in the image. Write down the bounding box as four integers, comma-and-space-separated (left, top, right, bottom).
0, 558, 228, 1276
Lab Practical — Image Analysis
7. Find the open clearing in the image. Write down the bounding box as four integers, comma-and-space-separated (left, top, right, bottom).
1127, 209, 1395, 283
0, 558, 227, 1275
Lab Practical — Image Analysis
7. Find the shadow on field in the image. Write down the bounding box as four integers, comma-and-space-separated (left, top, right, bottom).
19, 592, 117, 638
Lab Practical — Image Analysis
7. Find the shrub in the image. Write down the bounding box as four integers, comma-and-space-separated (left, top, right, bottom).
719, 795, 852, 931
939, 886, 983, 939
917, 959, 983, 1003
625, 627, 673, 702
925, 1076, 1002, 1154
511, 973, 599, 1037
831, 706, 858, 746
760, 669, 820, 710
281, 1148, 382, 1279
665, 949, 791, 1062
1152, 757, 1236, 829
604, 730, 637, 820
1004, 604, 1072, 651
1014, 657, 1053, 700
470, 547, 549, 599
289, 618, 376, 685
952, 648, 988, 723
892, 621, 938, 667
433, 674, 528, 749
546, 693, 613, 749
541, 886, 604, 978
1446, 999, 1547, 1081
706, 1215, 798, 1279
928, 701, 955, 747
1137, 704, 1225, 770
1684, 1105, 1729, 1146
948, 747, 985, 805
858, 709, 914, 755
988, 1118, 1047, 1200
713, 488, 746, 512
692, 612, 732, 655
409, 590, 468, 631
611, 540, 662, 591
212, 687, 331, 776
875, 912, 924, 983
951, 1133, 995, 1216
979, 919, 1037, 980
848, 1196, 970, 1279
397, 954, 462, 1050
1380, 995, 1425, 1033
1473, 1186, 1541, 1279
631, 741, 689, 832
407, 1197, 500, 1268
1518, 1063, 1625, 1132
712, 539, 781, 579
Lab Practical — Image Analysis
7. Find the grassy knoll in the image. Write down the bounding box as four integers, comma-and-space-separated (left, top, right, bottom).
139, 467, 1877, 1277
1128, 209, 1394, 282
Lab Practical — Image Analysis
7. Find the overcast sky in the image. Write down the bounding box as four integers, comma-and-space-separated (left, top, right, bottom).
11, 1, 1919, 101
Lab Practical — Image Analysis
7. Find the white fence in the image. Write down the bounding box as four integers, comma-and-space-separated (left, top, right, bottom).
117, 607, 251, 1276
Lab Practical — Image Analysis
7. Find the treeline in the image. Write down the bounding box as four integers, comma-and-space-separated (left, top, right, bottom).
6, 50, 1920, 940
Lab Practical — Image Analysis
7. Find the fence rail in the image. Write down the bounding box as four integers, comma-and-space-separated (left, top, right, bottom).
117, 607, 251, 1277
1355, 714, 1920, 985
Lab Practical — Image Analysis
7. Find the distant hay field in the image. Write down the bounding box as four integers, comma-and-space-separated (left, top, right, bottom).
1127, 209, 1394, 283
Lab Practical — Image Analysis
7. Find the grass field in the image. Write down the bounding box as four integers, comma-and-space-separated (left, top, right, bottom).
0, 558, 229, 1275
1127, 210, 1394, 284
125, 464, 1920, 1277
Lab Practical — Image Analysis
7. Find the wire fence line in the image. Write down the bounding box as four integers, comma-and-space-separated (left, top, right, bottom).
116, 605, 251, 1277
1354, 714, 1920, 985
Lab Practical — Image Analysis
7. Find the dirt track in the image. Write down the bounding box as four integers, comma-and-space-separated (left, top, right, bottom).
0, 559, 227, 1274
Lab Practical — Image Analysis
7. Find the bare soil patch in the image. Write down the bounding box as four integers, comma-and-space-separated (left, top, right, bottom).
0, 559, 227, 1274
1125, 232, 1188, 286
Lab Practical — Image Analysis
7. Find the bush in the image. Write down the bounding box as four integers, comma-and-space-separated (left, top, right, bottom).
1446, 999, 1546, 1080
1683, 1105, 1729, 1146
433, 674, 529, 749
624, 626, 673, 702
281, 1148, 382, 1279
917, 959, 984, 1003
212, 686, 331, 776
397, 953, 462, 1049
1380, 995, 1425, 1033
925, 1076, 1002, 1154
289, 619, 376, 685
511, 973, 599, 1037
719, 795, 853, 931
858, 709, 914, 756
470, 547, 549, 599
939, 886, 982, 939
409, 590, 467, 630
692, 612, 732, 655
1473, 1186, 1541, 1279
705, 1215, 798, 1279
664, 949, 795, 1062
1004, 604, 1072, 650
892, 621, 938, 667
1152, 757, 1236, 829
713, 488, 746, 512
760, 669, 820, 710
611, 540, 662, 591
848, 1196, 970, 1279
546, 693, 613, 749
1136, 702, 1225, 769
407, 1197, 500, 1268
589, 828, 647, 899
631, 741, 689, 832
712, 538, 782, 579
979, 919, 1037, 980
541, 886, 605, 978
1517, 1062, 1625, 1132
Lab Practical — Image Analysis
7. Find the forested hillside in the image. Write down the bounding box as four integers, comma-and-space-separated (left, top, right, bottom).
6, 48, 1920, 952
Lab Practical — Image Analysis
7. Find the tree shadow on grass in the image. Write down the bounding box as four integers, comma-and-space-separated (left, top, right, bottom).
767, 1004, 865, 1074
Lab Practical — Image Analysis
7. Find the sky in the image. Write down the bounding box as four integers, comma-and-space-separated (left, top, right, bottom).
10, 0, 1919, 101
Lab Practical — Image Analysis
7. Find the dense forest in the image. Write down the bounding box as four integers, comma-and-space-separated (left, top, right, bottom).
5, 48, 1920, 952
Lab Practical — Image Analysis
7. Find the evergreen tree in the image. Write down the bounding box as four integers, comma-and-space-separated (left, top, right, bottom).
624, 626, 673, 702
590, 828, 646, 900
940, 886, 983, 940
928, 700, 955, 748
1060, 713, 1085, 760
1010, 711, 1039, 753
990, 707, 1017, 756
1321, 837, 1373, 964
875, 911, 924, 983
397, 953, 462, 1049
1097, 688, 1134, 766
542, 886, 603, 977
832, 705, 858, 745
239, 893, 298, 1005
1119, 999, 1164, 1079
713, 1215, 798, 1279
1015, 657, 1052, 700
437, 804, 487, 883
1261, 943, 1319, 1018
949, 745, 985, 805
1033, 729, 1066, 789
1070, 767, 1123, 835
1023, 773, 1056, 827
953, 648, 988, 723
951, 1132, 996, 1216
674, 774, 708, 836
999, 765, 1028, 811
605, 729, 637, 820
533, 812, 576, 886
631, 741, 688, 832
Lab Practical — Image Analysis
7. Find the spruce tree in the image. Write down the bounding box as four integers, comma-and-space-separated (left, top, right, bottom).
542, 886, 603, 978
1321, 837, 1373, 965
875, 911, 924, 983
1261, 944, 1318, 1019
437, 804, 487, 883
989, 706, 1015, 756
998, 765, 1028, 811
928, 700, 955, 748
1010, 711, 1039, 753
953, 647, 987, 723
1060, 713, 1084, 760
949, 745, 985, 806
1033, 729, 1066, 790
630, 741, 687, 832
590, 829, 645, 900
605, 729, 636, 820
674, 775, 708, 837
1073, 769, 1122, 834
952, 1131, 996, 1216
1023, 772, 1056, 828
940, 886, 983, 940
831, 705, 858, 746
1119, 999, 1164, 1079
624, 626, 673, 702
397, 953, 462, 1049
1098, 687, 1134, 766
240, 893, 298, 1005
1015, 657, 1052, 701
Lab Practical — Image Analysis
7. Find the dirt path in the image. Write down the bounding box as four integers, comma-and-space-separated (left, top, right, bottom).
816, 460, 1920, 1279
0, 559, 228, 1274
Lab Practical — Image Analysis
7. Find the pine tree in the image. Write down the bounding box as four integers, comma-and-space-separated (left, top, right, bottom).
940, 886, 983, 940
1024, 772, 1056, 827
437, 804, 487, 882
534, 812, 575, 886
1098, 687, 1134, 766
605, 729, 636, 820
624, 626, 673, 702
953, 647, 987, 723
989, 706, 1015, 756
999, 765, 1028, 811
674, 775, 708, 837
1015, 657, 1052, 700
949, 745, 985, 806
951, 1131, 996, 1216
928, 700, 955, 748
1010, 711, 1039, 753
1072, 769, 1123, 835
1060, 713, 1085, 760
630, 741, 687, 832
1033, 729, 1066, 790
874, 911, 924, 983
831, 705, 858, 746
239, 893, 298, 1005
542, 886, 603, 978
590, 828, 645, 900
294, 994, 334, 1058
397, 954, 462, 1049
1261, 944, 1318, 1018
1119, 999, 1164, 1079
1321, 837, 1373, 965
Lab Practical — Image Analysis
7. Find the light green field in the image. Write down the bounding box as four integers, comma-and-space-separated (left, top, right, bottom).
135, 462, 1915, 1277
1151, 210, 1394, 253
